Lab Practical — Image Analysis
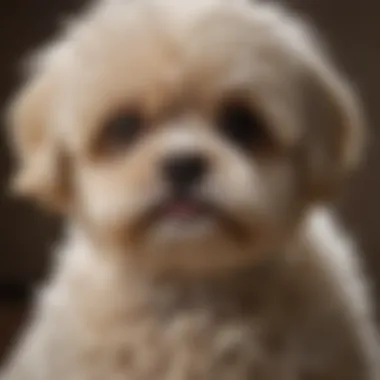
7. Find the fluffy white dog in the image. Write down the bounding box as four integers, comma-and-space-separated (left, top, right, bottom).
2, 0, 379, 379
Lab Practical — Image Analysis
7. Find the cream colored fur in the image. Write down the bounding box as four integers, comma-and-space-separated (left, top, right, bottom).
2, 0, 379, 379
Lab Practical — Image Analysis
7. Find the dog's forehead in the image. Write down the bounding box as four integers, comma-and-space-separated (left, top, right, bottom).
58, 0, 304, 149
70, 2, 301, 99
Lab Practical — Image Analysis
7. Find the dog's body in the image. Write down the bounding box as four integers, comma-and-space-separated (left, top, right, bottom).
2, 0, 379, 379
3, 209, 379, 380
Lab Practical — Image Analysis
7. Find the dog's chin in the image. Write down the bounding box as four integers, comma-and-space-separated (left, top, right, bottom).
149, 214, 218, 247
121, 196, 265, 277
133, 195, 251, 247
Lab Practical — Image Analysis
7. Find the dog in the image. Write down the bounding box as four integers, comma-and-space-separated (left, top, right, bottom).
2, 0, 379, 379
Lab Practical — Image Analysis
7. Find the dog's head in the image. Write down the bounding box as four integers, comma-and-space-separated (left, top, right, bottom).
7, 0, 364, 276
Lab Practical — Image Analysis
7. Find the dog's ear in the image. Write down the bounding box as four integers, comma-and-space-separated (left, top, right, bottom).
299, 43, 365, 202
7, 67, 71, 212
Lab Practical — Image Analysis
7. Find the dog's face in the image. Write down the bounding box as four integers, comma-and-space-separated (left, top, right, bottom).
8, 0, 364, 276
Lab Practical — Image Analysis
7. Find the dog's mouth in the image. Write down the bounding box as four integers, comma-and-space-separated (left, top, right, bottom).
157, 196, 213, 223
131, 194, 251, 245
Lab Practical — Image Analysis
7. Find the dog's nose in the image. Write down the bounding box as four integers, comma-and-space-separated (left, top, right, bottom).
162, 153, 208, 190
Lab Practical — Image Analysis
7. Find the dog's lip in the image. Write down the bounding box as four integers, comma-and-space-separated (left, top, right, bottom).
158, 196, 212, 220
132, 195, 251, 245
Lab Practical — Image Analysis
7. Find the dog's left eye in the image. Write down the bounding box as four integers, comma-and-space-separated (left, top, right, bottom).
217, 101, 268, 150
101, 112, 143, 153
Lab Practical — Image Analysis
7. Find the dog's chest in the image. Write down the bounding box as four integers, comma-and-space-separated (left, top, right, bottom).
66, 305, 297, 380
43, 264, 301, 380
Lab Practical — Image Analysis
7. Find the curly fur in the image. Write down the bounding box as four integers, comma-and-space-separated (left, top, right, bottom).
2, 0, 379, 379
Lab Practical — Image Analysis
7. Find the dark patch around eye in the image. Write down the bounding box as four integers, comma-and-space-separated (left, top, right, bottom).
99, 111, 144, 154
217, 100, 268, 150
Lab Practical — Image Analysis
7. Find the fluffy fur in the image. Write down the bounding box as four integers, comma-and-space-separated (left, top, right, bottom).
2, 0, 379, 379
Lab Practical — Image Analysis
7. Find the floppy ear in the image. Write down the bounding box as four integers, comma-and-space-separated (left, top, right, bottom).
7, 68, 71, 212
300, 47, 366, 202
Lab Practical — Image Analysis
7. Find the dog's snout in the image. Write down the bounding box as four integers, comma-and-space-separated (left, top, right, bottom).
162, 153, 208, 190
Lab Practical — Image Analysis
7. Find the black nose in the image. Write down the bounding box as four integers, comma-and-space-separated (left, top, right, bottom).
162, 153, 208, 191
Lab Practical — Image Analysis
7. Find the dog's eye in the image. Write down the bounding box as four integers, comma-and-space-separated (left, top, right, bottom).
101, 112, 143, 152
217, 102, 267, 150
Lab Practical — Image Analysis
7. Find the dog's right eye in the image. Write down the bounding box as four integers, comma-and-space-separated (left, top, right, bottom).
217, 100, 269, 151
100, 112, 143, 153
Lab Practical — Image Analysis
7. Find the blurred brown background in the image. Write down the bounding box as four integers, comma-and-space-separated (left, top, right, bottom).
0, 0, 379, 363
